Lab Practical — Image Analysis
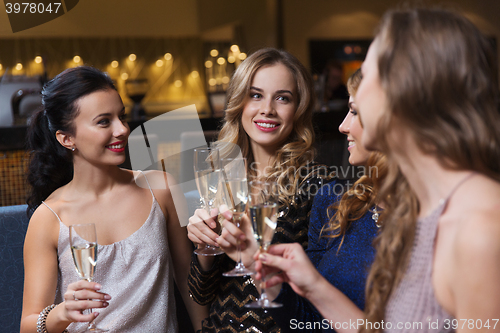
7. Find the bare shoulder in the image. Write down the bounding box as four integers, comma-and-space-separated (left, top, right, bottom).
26, 201, 61, 246
133, 169, 176, 192
452, 175, 500, 264
133, 170, 186, 220
447, 175, 500, 319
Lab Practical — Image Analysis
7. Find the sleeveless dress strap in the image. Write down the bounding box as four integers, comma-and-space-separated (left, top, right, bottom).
41, 201, 63, 223
138, 170, 155, 199
441, 172, 476, 207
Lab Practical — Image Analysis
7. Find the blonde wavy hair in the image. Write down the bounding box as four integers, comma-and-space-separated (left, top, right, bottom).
321, 69, 387, 249
362, 7, 500, 332
214, 48, 316, 206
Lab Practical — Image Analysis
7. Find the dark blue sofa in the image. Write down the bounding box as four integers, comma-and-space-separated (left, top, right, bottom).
0, 204, 29, 333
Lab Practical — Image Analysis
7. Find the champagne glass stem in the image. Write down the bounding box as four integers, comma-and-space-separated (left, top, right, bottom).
234, 217, 243, 268
83, 277, 99, 331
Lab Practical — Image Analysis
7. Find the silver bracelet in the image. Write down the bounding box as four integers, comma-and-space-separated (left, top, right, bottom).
36, 304, 69, 333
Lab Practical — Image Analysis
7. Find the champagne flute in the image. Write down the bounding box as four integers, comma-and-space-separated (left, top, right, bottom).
69, 223, 108, 332
193, 147, 225, 256
245, 181, 282, 308
221, 157, 254, 277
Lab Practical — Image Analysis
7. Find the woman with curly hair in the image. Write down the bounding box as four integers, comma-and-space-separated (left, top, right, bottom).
222, 68, 390, 332
255, 6, 500, 333
186, 47, 333, 332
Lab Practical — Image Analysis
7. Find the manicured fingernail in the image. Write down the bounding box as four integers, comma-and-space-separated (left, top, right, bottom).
211, 223, 216, 228
94, 312, 100, 317
239, 234, 246, 241
95, 284, 102, 290
104, 295, 111, 300
102, 302, 109, 307
259, 254, 267, 262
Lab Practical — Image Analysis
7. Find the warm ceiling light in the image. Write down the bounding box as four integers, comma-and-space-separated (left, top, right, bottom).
344, 46, 352, 54
15, 63, 23, 70
73, 55, 81, 63
35, 56, 42, 64
230, 44, 239, 53
191, 71, 199, 78
217, 57, 226, 65
156, 59, 164, 67
222, 76, 230, 84
208, 78, 217, 86
228, 55, 236, 64
0, 64, 3, 70
128, 54, 137, 61
174, 80, 182, 87
111, 60, 119, 68
210, 49, 218, 57
238, 53, 247, 60
164, 53, 172, 61
121, 73, 129, 80
205, 60, 213, 68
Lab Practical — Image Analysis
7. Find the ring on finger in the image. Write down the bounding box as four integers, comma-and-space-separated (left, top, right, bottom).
73, 291, 78, 301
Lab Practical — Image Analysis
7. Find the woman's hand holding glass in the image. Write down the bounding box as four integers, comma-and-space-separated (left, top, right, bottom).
192, 147, 225, 256
69, 223, 109, 332
244, 180, 282, 308
187, 207, 223, 249
253, 243, 324, 300
62, 280, 110, 324
216, 210, 259, 270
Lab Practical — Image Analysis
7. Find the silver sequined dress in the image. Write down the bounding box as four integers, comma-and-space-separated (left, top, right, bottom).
46, 173, 178, 332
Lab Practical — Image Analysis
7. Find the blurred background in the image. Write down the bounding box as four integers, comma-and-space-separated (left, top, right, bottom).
1, 0, 499, 206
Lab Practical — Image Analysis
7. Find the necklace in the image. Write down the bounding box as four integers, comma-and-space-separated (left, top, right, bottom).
370, 206, 382, 228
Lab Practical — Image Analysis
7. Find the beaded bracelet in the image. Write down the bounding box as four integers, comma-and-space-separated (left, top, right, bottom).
36, 304, 69, 333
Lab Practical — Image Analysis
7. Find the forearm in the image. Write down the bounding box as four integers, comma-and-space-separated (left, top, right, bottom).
305, 277, 364, 333
176, 278, 209, 331
187, 253, 221, 305
21, 304, 71, 333
270, 283, 324, 331
196, 253, 215, 271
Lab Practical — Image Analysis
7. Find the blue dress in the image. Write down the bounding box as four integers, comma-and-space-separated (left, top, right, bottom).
272, 180, 379, 332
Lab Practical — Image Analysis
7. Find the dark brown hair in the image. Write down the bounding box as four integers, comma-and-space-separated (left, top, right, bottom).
362, 6, 500, 332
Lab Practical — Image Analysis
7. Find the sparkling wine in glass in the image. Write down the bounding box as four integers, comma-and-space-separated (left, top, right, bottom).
245, 181, 282, 308
193, 147, 225, 256
69, 223, 108, 332
221, 157, 254, 277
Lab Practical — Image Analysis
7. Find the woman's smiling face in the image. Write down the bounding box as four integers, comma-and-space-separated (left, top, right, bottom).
339, 95, 371, 166
69, 89, 130, 166
355, 39, 389, 152
241, 63, 297, 154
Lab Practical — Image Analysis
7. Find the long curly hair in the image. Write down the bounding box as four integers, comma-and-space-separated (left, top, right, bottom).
320, 69, 387, 249
26, 66, 116, 214
361, 7, 500, 332
214, 48, 317, 206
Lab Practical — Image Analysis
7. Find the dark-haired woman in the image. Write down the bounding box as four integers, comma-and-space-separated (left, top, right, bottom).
20, 66, 207, 333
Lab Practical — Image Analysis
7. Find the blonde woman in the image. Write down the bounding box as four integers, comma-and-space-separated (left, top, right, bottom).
187, 48, 333, 332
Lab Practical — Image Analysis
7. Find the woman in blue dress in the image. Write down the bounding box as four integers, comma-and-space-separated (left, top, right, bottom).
220, 69, 389, 332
